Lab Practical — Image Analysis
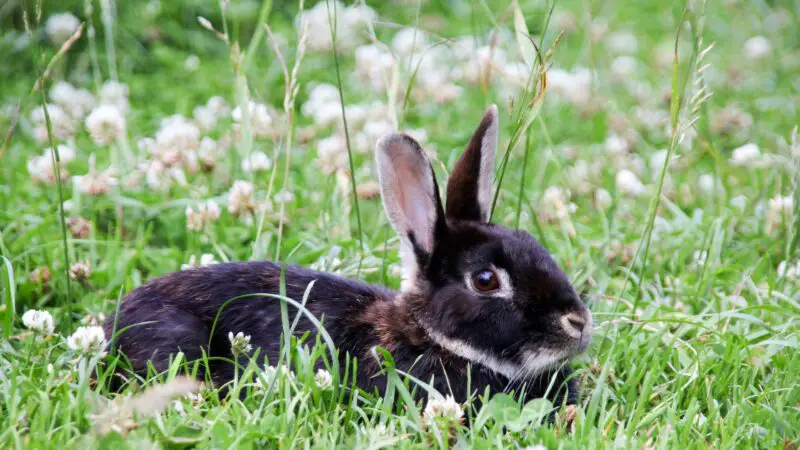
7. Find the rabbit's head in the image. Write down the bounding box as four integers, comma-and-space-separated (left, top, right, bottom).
375, 105, 592, 380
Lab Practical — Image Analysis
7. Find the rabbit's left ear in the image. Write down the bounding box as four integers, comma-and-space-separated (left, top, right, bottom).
375, 133, 447, 290
445, 105, 499, 223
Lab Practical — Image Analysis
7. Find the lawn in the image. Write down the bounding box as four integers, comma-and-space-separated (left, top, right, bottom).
0, 0, 798, 448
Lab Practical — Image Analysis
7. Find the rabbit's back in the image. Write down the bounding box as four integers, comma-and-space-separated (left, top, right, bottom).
105, 261, 395, 384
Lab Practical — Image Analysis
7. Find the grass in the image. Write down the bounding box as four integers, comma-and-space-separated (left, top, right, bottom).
1, 0, 799, 448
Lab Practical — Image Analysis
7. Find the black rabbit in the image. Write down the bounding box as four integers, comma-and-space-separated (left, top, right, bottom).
104, 105, 593, 406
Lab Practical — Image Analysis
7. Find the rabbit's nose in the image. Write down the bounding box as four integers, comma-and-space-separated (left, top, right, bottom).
561, 312, 588, 338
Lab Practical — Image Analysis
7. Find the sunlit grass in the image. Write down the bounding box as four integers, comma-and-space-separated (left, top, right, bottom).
0, 0, 798, 448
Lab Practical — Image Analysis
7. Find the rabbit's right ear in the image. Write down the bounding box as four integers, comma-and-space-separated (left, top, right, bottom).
445, 105, 498, 223
376, 133, 446, 289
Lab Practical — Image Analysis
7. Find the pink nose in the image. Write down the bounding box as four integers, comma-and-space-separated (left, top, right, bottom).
565, 312, 586, 333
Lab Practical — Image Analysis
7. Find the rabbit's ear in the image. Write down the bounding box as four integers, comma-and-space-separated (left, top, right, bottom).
376, 133, 446, 288
445, 105, 499, 223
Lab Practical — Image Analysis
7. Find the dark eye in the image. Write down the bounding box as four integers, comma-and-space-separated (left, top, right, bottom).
471, 269, 500, 292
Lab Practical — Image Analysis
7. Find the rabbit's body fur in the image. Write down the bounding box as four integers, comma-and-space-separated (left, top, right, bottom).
107, 260, 577, 404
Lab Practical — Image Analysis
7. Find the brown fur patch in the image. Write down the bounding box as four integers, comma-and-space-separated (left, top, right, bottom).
360, 300, 427, 351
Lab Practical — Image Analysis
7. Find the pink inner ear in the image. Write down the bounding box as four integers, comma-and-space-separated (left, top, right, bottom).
393, 153, 434, 252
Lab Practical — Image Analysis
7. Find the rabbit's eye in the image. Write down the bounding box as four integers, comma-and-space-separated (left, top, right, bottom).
471, 269, 500, 292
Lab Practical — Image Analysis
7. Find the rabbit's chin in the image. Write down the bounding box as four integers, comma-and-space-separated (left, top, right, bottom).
517, 347, 578, 378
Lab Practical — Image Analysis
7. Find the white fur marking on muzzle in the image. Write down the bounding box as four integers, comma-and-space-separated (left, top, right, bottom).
424, 328, 521, 379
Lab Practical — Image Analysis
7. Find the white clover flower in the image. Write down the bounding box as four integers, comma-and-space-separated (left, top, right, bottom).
258, 364, 295, 388
195, 137, 219, 170
193, 106, 216, 131
610, 56, 638, 78
99, 80, 130, 113
315, 135, 348, 174
563, 160, 591, 195
185, 206, 203, 231
181, 253, 218, 270
193, 96, 229, 131
730, 195, 748, 211
341, 4, 377, 30
67, 325, 108, 356
203, 200, 221, 221
49, 81, 95, 119
359, 422, 396, 443
589, 18, 608, 43
53, 144, 76, 163
405, 128, 428, 145
711, 105, 753, 137
354, 44, 395, 92
744, 36, 771, 61
30, 266, 52, 285
392, 28, 427, 56
595, 188, 612, 210
697, 174, 715, 193
422, 395, 464, 426
405, 46, 457, 101
356, 180, 381, 200
363, 119, 394, 140
184, 54, 200, 71
344, 104, 370, 130
30, 103, 76, 142
232, 101, 274, 138
314, 368, 333, 389
460, 46, 507, 85
616, 169, 646, 196
547, 68, 593, 107
633, 107, 669, 132
45, 12, 80, 46
649, 149, 672, 178
186, 199, 220, 231
551, 10, 577, 32
75, 154, 118, 196
207, 96, 230, 116
22, 309, 55, 335
156, 114, 200, 155
604, 133, 629, 156
428, 82, 464, 104
85, 104, 126, 145
67, 216, 92, 239
296, 1, 376, 53
302, 84, 343, 127
306, 83, 340, 107
520, 445, 548, 450
541, 186, 574, 220
228, 180, 256, 216
69, 260, 91, 281
241, 151, 272, 172
606, 30, 638, 55
228, 331, 253, 356
730, 142, 761, 166
80, 312, 106, 327
139, 159, 173, 191
27, 145, 75, 184
765, 194, 794, 235
314, 102, 344, 128
501, 61, 533, 93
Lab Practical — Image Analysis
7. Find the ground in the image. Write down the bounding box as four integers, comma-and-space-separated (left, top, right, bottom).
0, 0, 798, 448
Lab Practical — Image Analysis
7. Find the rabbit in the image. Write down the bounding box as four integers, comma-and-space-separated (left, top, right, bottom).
104, 105, 593, 407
